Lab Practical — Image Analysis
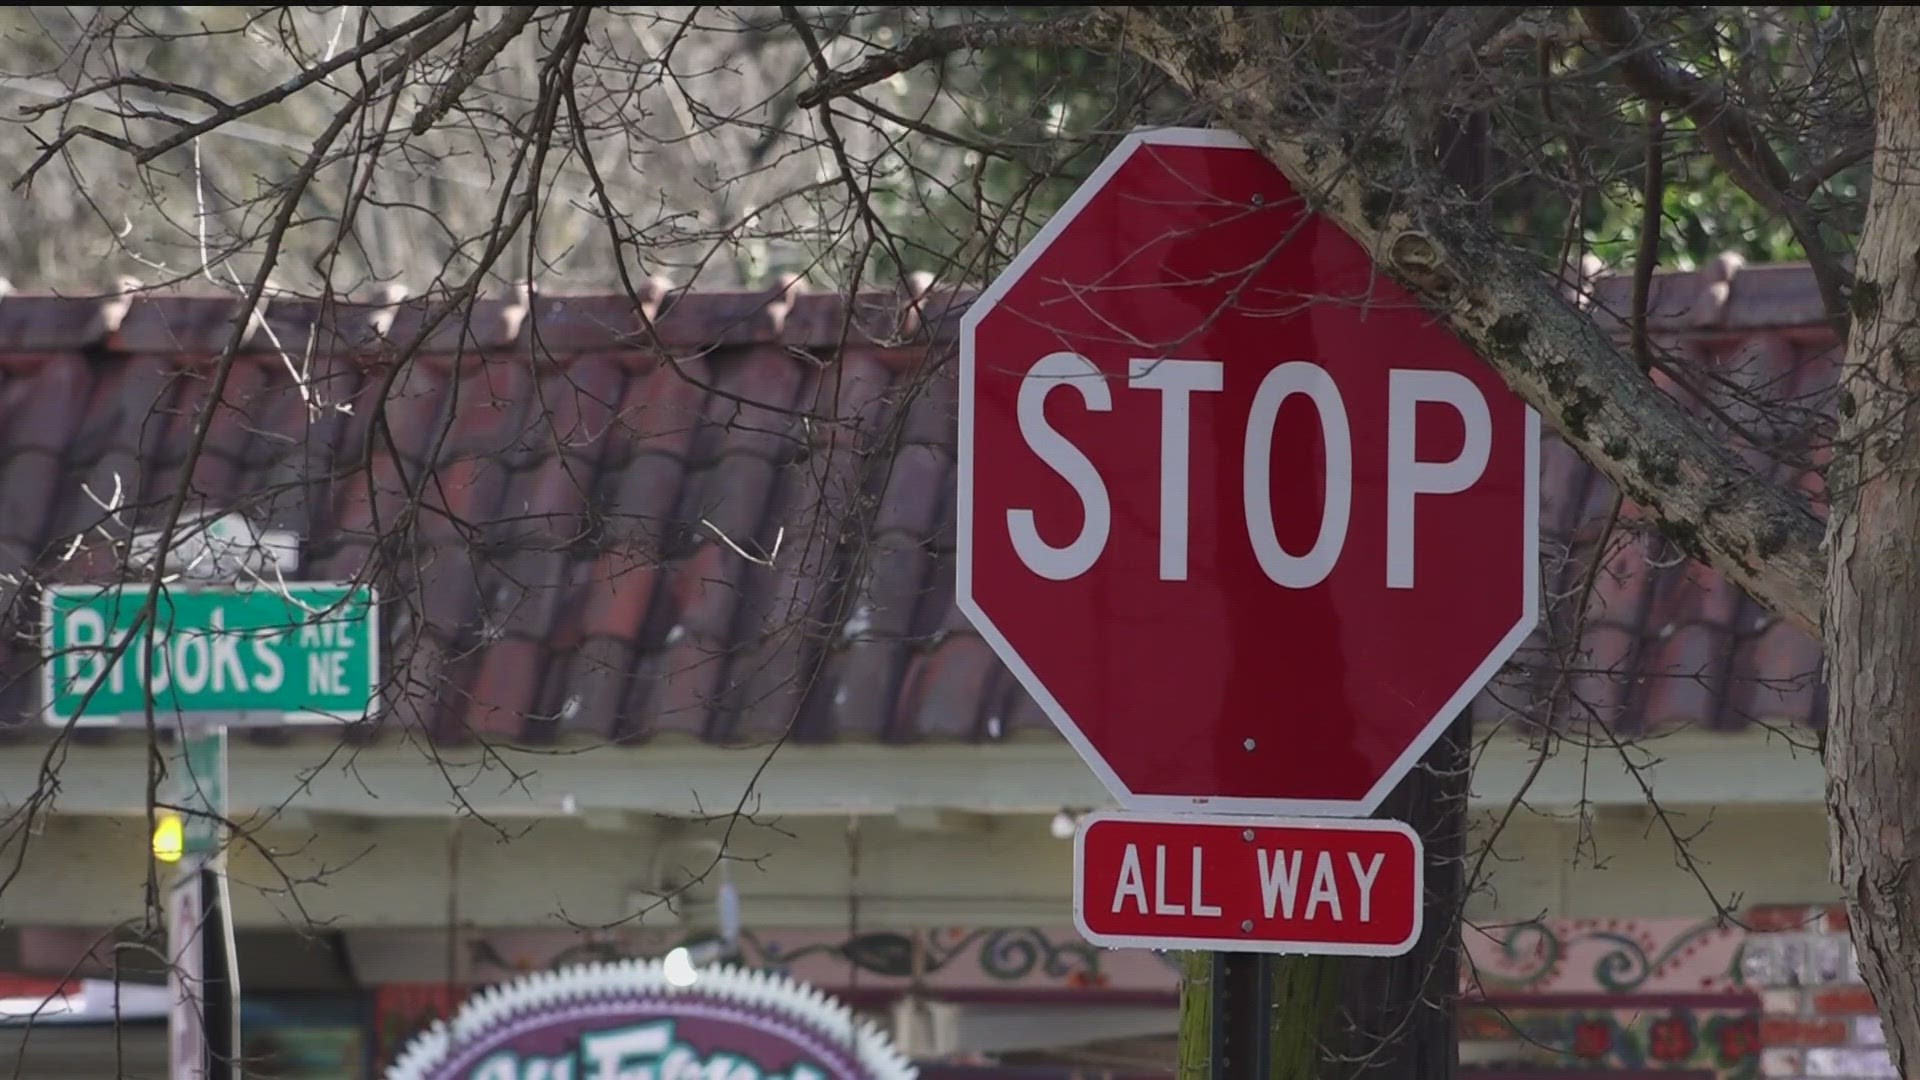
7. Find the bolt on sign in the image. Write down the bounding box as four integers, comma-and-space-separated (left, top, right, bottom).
43, 583, 379, 726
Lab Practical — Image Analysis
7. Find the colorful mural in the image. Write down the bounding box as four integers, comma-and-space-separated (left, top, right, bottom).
733, 927, 1181, 993
1459, 917, 1757, 1079
381, 917, 1744, 998
370, 918, 1760, 1076
361, 927, 1183, 996
1460, 1004, 1758, 1079
1463, 917, 1747, 995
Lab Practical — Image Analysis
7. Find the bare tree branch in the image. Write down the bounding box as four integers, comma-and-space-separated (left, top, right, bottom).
1104, 6, 1823, 632
587, 7, 1838, 637
1793, 131, 1874, 199
136, 6, 468, 165
10, 5, 475, 190
1578, 6, 1853, 327
1632, 110, 1664, 371
793, 12, 1122, 109
14, 73, 233, 119
1405, 6, 1527, 136
410, 6, 542, 136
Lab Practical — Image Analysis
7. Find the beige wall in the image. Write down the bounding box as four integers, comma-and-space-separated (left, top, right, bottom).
0, 727, 1835, 929
1466, 802, 1835, 921
1, 801, 1833, 931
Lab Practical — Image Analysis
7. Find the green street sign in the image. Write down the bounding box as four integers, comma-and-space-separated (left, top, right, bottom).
43, 582, 380, 726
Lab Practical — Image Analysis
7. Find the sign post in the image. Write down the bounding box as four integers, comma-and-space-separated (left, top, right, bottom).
45, 578, 379, 1079
166, 727, 239, 1080
958, 127, 1538, 1078
176, 728, 227, 859
166, 866, 206, 1080
1211, 955, 1271, 1080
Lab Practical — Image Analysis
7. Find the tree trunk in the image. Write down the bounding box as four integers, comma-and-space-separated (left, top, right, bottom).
1319, 712, 1468, 1079
1175, 952, 1343, 1080
1178, 952, 1212, 1080
1173, 713, 1468, 1080
1827, 6, 1920, 1071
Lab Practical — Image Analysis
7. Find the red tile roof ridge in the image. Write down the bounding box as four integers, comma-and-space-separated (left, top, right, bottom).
0, 272, 969, 358
0, 258, 1836, 744
0, 257, 1832, 357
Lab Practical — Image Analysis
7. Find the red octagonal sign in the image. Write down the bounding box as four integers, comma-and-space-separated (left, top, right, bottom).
958, 128, 1538, 816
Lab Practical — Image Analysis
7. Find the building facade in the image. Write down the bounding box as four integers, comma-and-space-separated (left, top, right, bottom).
0, 259, 1857, 1077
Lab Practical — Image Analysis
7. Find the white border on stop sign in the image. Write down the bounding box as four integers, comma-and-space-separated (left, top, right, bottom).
1069, 809, 1425, 957
955, 126, 1541, 819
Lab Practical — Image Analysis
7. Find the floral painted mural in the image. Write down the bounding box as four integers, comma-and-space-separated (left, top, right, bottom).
369, 928, 1182, 1072
1459, 917, 1758, 1079
1460, 1004, 1758, 1078
369, 918, 1761, 1076
358, 925, 1184, 998
1463, 917, 1746, 996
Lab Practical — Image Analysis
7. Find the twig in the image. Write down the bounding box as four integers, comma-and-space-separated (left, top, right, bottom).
779, 6, 915, 295
411, 7, 541, 135
793, 12, 1121, 109
701, 519, 782, 567
1579, 6, 1852, 328
1632, 110, 1664, 371
11, 7, 473, 191
131, 6, 474, 165
14, 73, 232, 119
1792, 132, 1874, 199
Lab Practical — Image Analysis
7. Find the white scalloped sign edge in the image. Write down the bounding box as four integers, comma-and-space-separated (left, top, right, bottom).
384, 959, 918, 1080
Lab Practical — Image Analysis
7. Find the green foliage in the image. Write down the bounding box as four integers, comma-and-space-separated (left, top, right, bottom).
861, 5, 1870, 281
1521, 4, 1868, 271
1581, 135, 1866, 272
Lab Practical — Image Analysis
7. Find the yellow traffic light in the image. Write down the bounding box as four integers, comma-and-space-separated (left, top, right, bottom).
152, 811, 184, 864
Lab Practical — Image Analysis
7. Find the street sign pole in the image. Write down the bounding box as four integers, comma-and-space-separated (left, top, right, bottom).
1180, 713, 1469, 1080
166, 866, 204, 1080
198, 850, 240, 1080
1210, 954, 1272, 1080
168, 725, 239, 1080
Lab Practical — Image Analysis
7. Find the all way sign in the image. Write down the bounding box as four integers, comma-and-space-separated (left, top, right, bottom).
1073, 811, 1422, 956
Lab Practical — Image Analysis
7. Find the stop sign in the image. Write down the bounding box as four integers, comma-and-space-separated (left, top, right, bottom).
958, 128, 1538, 817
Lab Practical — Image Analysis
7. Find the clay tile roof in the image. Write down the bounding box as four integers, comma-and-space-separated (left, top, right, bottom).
0, 263, 1830, 748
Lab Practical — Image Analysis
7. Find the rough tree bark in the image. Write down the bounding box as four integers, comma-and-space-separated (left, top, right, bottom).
1322, 713, 1470, 1078
1826, 5, 1920, 1072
